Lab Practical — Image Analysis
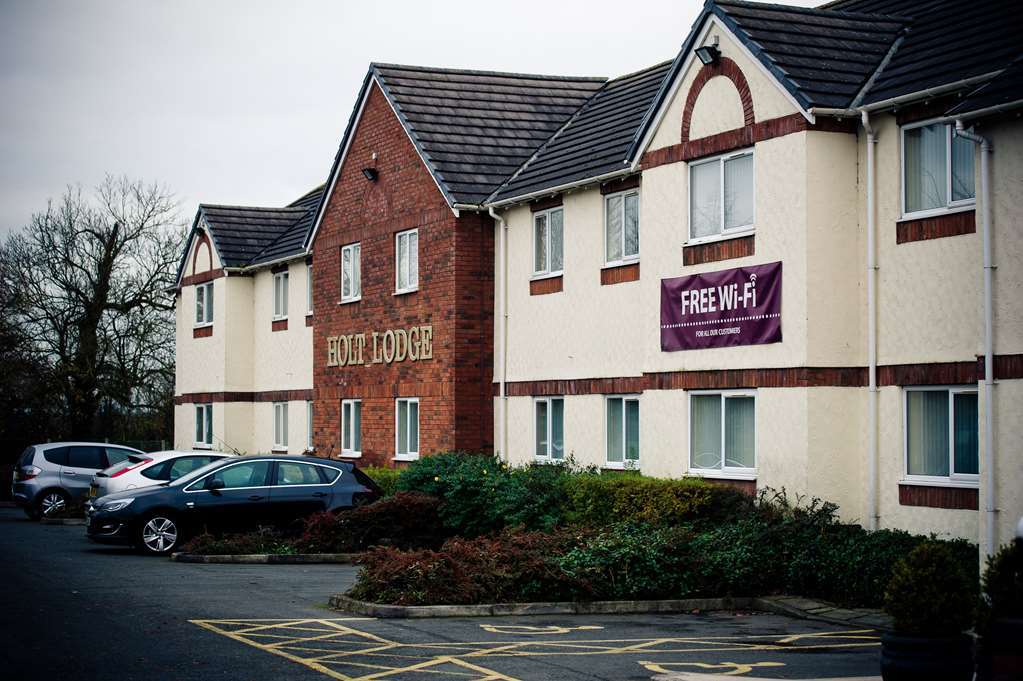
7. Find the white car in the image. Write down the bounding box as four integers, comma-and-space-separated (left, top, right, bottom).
89, 450, 234, 500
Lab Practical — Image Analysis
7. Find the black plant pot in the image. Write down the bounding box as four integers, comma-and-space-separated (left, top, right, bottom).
880, 632, 973, 681
975, 617, 1023, 681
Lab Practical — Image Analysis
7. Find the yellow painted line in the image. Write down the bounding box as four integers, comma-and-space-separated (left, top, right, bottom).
317, 618, 397, 645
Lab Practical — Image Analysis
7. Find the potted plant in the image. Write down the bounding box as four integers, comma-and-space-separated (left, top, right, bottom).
975, 539, 1023, 680
881, 541, 976, 681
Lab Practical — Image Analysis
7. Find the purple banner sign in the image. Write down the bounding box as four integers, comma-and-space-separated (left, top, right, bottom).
661, 261, 782, 351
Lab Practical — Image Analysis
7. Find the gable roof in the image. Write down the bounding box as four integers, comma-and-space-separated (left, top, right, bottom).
490, 61, 673, 203
371, 64, 606, 206
946, 54, 1023, 118
824, 0, 1023, 107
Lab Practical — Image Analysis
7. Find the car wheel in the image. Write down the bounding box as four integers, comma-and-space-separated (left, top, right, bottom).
138, 513, 180, 556
37, 490, 70, 519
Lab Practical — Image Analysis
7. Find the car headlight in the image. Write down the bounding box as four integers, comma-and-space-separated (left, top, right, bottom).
102, 498, 135, 512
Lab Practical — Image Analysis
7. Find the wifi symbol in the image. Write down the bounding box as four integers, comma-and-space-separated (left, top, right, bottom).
750, 273, 758, 285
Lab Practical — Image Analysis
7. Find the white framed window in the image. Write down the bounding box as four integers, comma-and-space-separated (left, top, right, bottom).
395, 229, 418, 293
395, 397, 419, 460
533, 207, 564, 276
688, 148, 754, 243
273, 402, 289, 451
306, 263, 313, 315
341, 242, 361, 302
903, 386, 978, 485
606, 396, 639, 468
689, 390, 756, 478
604, 190, 640, 265
194, 404, 213, 448
273, 271, 289, 320
534, 397, 564, 460
901, 121, 976, 218
306, 400, 314, 451
342, 399, 362, 457
194, 282, 213, 327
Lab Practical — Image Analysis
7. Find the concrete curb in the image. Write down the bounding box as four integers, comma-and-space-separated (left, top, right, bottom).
171, 552, 362, 564
329, 594, 758, 618
40, 517, 86, 526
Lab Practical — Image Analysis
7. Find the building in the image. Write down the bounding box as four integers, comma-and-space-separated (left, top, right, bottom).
173, 187, 322, 455
173, 0, 1022, 551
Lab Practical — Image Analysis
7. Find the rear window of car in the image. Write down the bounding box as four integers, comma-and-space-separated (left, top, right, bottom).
43, 447, 69, 466
67, 446, 105, 469
168, 456, 218, 481
17, 447, 36, 467
104, 447, 135, 467
317, 466, 341, 484
350, 466, 380, 493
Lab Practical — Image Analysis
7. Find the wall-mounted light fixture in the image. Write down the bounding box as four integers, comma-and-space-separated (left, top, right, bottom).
695, 44, 720, 65
361, 167, 378, 182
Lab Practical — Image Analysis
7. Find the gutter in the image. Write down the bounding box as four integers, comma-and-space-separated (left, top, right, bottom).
487, 167, 633, 210
954, 120, 997, 556
488, 205, 509, 463
862, 110, 879, 532
857, 72, 1000, 113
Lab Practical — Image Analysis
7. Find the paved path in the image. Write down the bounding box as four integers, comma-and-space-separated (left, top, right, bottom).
0, 508, 882, 680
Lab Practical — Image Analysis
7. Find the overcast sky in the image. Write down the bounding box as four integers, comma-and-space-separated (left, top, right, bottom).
0, 0, 819, 236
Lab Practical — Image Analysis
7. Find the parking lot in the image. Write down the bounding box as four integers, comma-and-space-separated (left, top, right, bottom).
0, 506, 882, 680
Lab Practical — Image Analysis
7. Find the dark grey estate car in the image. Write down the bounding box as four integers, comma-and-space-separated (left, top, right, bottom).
86, 454, 381, 555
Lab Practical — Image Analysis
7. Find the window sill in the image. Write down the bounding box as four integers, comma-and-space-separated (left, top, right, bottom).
685, 229, 754, 248
340, 451, 362, 459
529, 275, 563, 296
534, 456, 566, 465
602, 259, 639, 270
898, 477, 978, 490
603, 461, 640, 471
193, 322, 213, 329
393, 288, 418, 297
393, 454, 420, 462
686, 469, 757, 481
193, 443, 212, 450
683, 233, 755, 266
338, 297, 361, 305
600, 261, 640, 286
530, 271, 564, 282
898, 482, 978, 510
899, 204, 976, 222
271, 447, 289, 453
896, 209, 976, 244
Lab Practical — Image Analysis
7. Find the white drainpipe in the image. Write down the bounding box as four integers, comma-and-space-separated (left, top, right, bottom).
955, 120, 997, 555
488, 206, 509, 462
862, 110, 879, 532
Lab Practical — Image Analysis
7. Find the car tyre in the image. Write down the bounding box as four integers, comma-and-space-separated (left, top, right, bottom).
137, 512, 181, 556
36, 489, 70, 519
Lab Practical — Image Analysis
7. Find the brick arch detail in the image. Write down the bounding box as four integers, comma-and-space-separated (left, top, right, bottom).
191, 230, 212, 276
681, 57, 755, 143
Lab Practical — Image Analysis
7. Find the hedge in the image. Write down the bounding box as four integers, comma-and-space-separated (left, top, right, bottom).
363, 466, 400, 497
295, 492, 448, 553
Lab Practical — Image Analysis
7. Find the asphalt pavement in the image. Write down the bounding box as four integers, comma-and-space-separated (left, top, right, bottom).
0, 507, 882, 680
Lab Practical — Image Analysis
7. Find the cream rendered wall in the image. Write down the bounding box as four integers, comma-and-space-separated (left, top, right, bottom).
175, 229, 227, 395
172, 402, 253, 454
688, 77, 746, 139
647, 20, 798, 153
251, 400, 312, 455
986, 380, 1023, 549
224, 277, 255, 391
988, 120, 1023, 356
251, 261, 314, 392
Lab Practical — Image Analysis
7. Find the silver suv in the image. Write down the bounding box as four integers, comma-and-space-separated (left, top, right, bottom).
12, 442, 144, 519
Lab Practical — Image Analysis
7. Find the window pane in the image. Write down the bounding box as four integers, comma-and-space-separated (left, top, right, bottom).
195, 406, 203, 443
409, 232, 418, 288
68, 446, 104, 469
353, 402, 361, 451
624, 193, 640, 257
605, 195, 623, 262
195, 287, 204, 323
625, 400, 640, 461
397, 234, 408, 289
398, 401, 408, 454
534, 214, 547, 272
951, 133, 975, 202
307, 266, 313, 312
281, 274, 288, 315
278, 463, 320, 486
907, 390, 950, 476
217, 461, 269, 489
690, 161, 720, 238
204, 406, 213, 444
352, 244, 361, 297
551, 399, 564, 460
953, 393, 978, 475
904, 124, 947, 213
409, 401, 419, 453
724, 154, 754, 229
342, 403, 351, 450
307, 401, 313, 449
206, 284, 213, 323
342, 248, 351, 298
535, 401, 548, 457
550, 210, 563, 272
274, 276, 280, 315
724, 396, 755, 468
606, 398, 623, 462
691, 395, 722, 469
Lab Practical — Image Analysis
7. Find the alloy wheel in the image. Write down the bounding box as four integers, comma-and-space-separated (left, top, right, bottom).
142, 516, 178, 553
40, 492, 66, 517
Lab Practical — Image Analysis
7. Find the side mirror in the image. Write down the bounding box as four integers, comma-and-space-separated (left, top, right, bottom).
207, 478, 225, 493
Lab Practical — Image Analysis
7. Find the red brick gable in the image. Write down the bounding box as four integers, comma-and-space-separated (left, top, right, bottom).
311, 83, 493, 464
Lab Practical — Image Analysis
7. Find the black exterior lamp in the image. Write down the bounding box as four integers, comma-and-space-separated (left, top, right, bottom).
695, 44, 721, 66
361, 167, 378, 182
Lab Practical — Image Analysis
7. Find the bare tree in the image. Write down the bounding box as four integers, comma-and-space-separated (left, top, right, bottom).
1, 176, 185, 439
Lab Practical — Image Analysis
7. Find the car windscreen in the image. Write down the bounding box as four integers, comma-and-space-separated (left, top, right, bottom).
169, 457, 230, 487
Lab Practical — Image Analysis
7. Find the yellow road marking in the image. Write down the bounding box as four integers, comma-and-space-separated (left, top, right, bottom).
478, 624, 603, 635
640, 660, 786, 676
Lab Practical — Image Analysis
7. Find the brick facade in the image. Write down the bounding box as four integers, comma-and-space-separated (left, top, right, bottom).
311, 84, 494, 466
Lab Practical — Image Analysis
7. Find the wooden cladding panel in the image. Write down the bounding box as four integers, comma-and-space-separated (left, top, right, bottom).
529, 276, 563, 296
192, 326, 213, 339
896, 211, 975, 244
600, 262, 640, 285
683, 236, 754, 266
271, 319, 289, 332
899, 484, 978, 510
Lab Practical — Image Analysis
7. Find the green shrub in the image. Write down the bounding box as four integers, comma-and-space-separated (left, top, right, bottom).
362, 466, 400, 496
884, 541, 977, 636
295, 492, 447, 553
181, 527, 296, 555
978, 541, 1023, 634
397, 452, 508, 536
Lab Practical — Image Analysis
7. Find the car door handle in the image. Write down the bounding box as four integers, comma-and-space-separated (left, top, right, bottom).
247, 495, 264, 501
64, 471, 77, 476
312, 492, 328, 498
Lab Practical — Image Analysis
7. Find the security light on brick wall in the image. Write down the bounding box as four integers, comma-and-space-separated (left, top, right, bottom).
695, 45, 720, 65
361, 167, 378, 182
